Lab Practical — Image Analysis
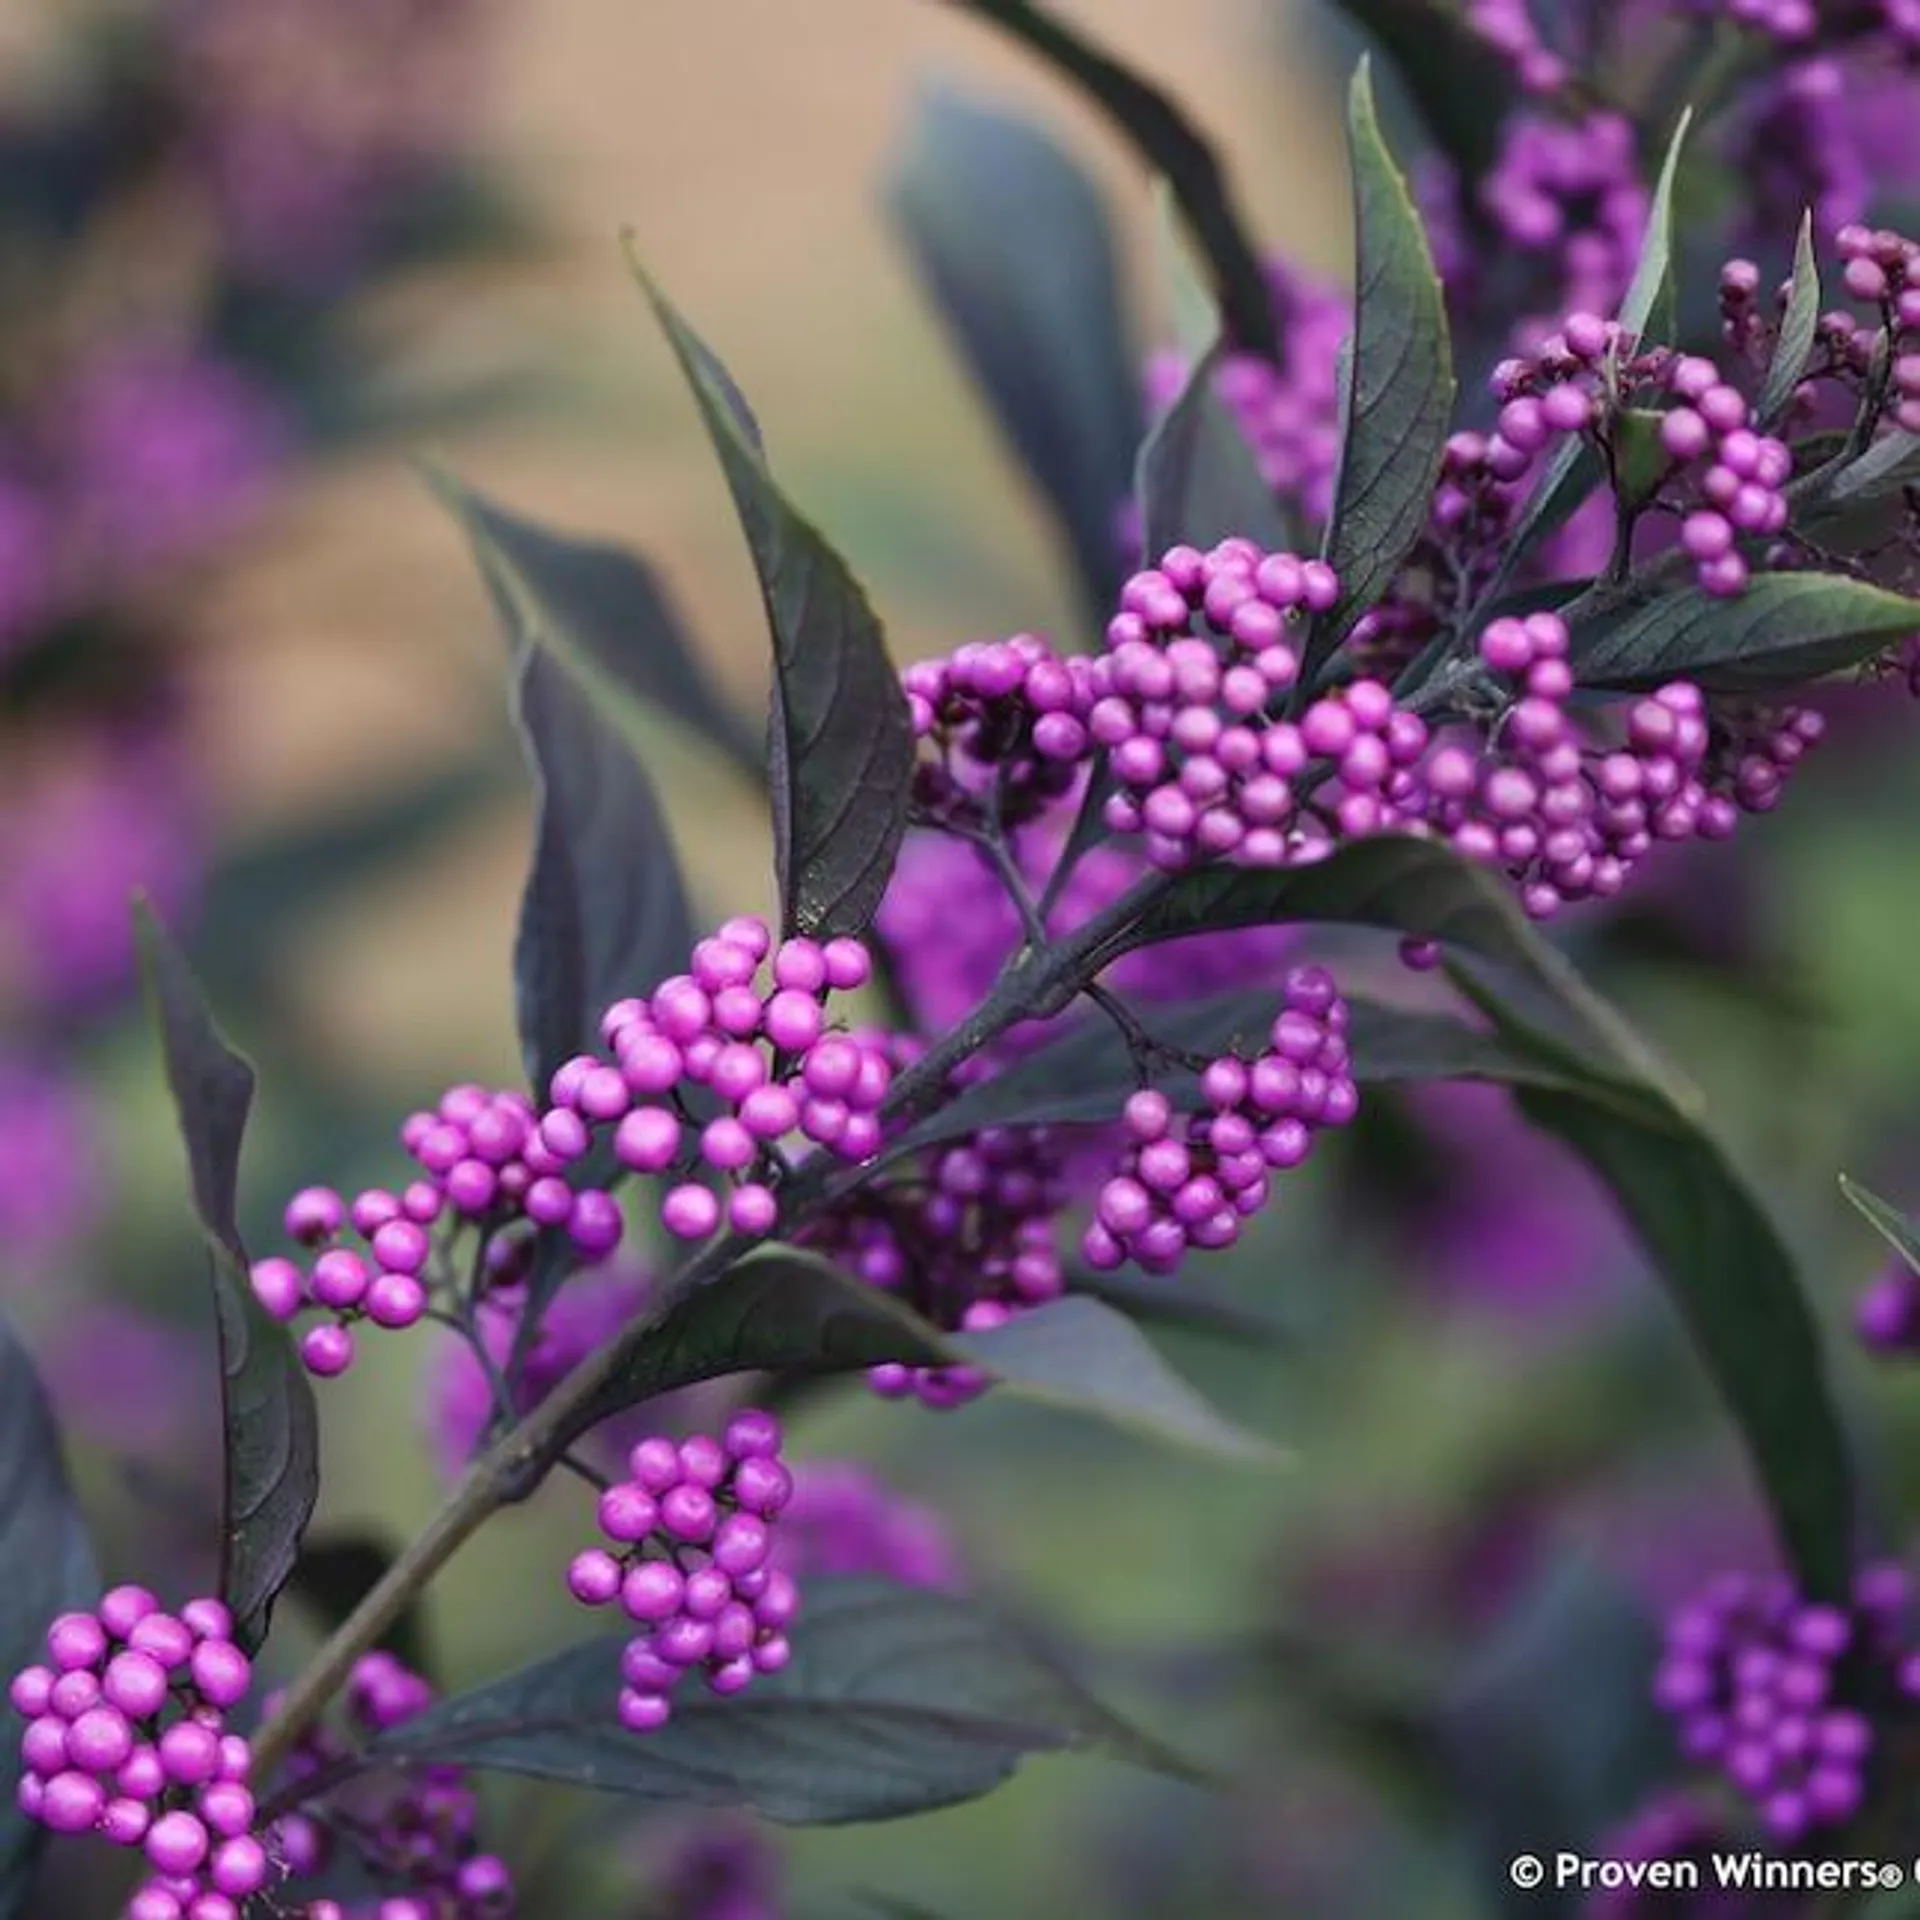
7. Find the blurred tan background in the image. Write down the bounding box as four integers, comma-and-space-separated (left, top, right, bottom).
198, 0, 1348, 1092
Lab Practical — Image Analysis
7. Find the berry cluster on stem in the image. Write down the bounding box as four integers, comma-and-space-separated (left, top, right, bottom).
566, 1412, 798, 1731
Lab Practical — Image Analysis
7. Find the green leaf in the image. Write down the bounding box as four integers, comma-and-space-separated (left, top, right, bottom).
1516, 1088, 1852, 1599
1314, 0, 1519, 187
506, 637, 697, 1092
134, 904, 320, 1648
370, 1577, 1199, 1817
628, 256, 916, 940
1611, 109, 1693, 350
1823, 430, 1920, 508
1570, 571, 1920, 692
0, 1312, 97, 1920
284, 1531, 431, 1679
944, 0, 1276, 355
427, 475, 763, 780
1757, 212, 1820, 428
1839, 1173, 1920, 1277
1475, 113, 1691, 608
1307, 59, 1456, 675
1136, 340, 1301, 559
888, 86, 1142, 621
1609, 409, 1672, 514
543, 1247, 1278, 1468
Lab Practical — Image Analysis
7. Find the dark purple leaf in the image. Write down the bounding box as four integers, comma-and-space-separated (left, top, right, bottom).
1305, 60, 1455, 677
506, 638, 696, 1091
629, 260, 915, 940
370, 1577, 1196, 1818
544, 1248, 1274, 1468
889, 86, 1142, 623
428, 475, 763, 779
135, 904, 319, 1648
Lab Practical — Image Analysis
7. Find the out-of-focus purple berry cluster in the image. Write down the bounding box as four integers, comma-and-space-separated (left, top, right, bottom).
1636, 1564, 1916, 1847
265, 1651, 512, 1919
0, 0, 500, 1451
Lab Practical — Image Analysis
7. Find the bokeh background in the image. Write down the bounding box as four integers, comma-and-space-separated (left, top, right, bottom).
11, 1, 1920, 1914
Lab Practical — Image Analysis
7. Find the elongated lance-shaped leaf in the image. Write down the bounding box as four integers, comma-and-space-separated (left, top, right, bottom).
1516, 1084, 1853, 1599
1084, 835, 1693, 1108
941, 0, 1277, 357
628, 253, 915, 940
1475, 111, 1693, 614
1055, 839, 1851, 1596
1758, 213, 1821, 427
883, 995, 1626, 1162
540, 1247, 1278, 1469
134, 903, 319, 1647
1569, 570, 1920, 692
1840, 1174, 1920, 1277
369, 1577, 1202, 1818
0, 1311, 97, 1919
427, 473, 763, 779
889, 86, 1142, 625
1137, 338, 1303, 560
496, 624, 699, 1372
1305, 59, 1455, 681
486, 580, 697, 1092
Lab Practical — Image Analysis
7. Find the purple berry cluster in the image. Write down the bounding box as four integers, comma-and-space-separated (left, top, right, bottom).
1425, 615, 1723, 919
1094, 541, 1342, 868
252, 1175, 449, 1378
566, 1412, 799, 1731
903, 632, 1101, 829
265, 1650, 511, 1919
251, 919, 896, 1377
1478, 114, 1648, 354
651, 1816, 784, 1920
1580, 1793, 1740, 1920
806, 1085, 1070, 1408
8, 1588, 269, 1917
167, 0, 485, 288
1492, 317, 1792, 597
1084, 966, 1355, 1275
1466, 0, 1568, 91
1652, 1565, 1915, 1844
1139, 258, 1350, 536
589, 921, 893, 1239
775, 1462, 965, 1590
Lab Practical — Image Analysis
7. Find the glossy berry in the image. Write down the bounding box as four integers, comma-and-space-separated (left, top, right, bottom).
565, 1409, 798, 1731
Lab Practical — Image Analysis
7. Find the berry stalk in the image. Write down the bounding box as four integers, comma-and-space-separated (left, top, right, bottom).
246, 861, 1176, 1778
